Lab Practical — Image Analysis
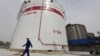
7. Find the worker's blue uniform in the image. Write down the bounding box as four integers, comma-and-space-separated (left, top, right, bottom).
21, 39, 33, 56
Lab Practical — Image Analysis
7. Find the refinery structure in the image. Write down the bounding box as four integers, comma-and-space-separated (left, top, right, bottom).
66, 24, 87, 40
10, 0, 68, 52
66, 24, 100, 52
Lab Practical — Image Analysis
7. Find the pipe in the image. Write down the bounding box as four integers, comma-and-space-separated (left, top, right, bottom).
38, 0, 67, 46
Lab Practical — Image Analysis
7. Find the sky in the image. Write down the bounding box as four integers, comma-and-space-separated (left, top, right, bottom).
0, 0, 100, 42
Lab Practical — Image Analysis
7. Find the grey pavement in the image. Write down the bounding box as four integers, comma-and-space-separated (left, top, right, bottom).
0, 49, 100, 56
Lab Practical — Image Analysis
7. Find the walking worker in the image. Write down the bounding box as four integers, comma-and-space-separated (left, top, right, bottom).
21, 38, 33, 56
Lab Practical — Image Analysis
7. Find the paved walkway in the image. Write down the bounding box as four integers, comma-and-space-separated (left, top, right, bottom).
0, 49, 100, 56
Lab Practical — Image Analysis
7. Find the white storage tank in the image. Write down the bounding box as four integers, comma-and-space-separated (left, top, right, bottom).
10, 0, 68, 51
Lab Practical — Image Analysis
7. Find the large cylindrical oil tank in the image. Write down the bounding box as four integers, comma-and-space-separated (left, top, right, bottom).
10, 0, 68, 51
66, 24, 87, 40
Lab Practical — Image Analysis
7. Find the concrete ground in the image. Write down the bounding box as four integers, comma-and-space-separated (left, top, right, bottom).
0, 49, 100, 56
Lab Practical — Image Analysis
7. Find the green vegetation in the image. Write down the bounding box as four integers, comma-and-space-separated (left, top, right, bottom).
0, 41, 10, 49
